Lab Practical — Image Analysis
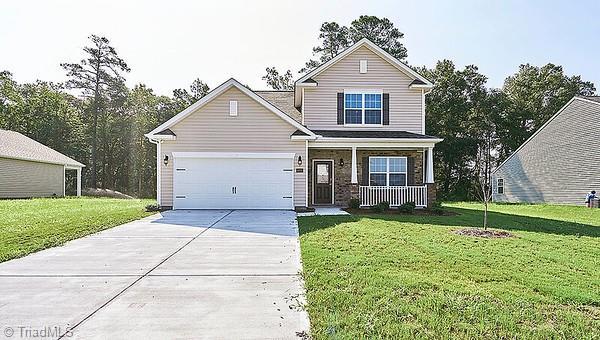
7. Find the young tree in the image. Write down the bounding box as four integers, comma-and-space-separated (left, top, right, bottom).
262, 67, 294, 90
61, 35, 130, 187
474, 125, 494, 230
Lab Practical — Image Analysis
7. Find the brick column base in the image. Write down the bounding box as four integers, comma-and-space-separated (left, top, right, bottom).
350, 184, 359, 202
426, 183, 437, 208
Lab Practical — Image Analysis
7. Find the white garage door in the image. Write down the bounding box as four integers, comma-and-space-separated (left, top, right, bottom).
172, 153, 294, 210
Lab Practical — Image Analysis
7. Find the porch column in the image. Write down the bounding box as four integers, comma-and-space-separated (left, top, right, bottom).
76, 168, 82, 197
426, 147, 434, 183
351, 146, 358, 184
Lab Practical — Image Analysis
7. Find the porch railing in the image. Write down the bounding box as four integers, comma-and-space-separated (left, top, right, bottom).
359, 185, 428, 208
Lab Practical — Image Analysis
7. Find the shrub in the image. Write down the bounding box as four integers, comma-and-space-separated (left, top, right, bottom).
430, 201, 444, 215
397, 201, 416, 214
348, 198, 360, 209
145, 203, 161, 212
371, 201, 390, 213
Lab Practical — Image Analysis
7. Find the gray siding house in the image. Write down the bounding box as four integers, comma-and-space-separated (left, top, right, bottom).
492, 96, 600, 204
0, 129, 85, 198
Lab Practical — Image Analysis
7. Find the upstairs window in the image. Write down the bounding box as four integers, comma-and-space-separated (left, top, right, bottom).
344, 92, 382, 125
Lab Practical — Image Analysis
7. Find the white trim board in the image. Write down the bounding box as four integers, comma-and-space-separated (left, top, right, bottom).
146, 78, 315, 138
171, 152, 296, 159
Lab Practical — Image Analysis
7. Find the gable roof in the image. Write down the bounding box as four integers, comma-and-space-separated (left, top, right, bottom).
493, 96, 600, 174
254, 91, 301, 123
0, 129, 85, 167
146, 78, 314, 139
296, 38, 433, 87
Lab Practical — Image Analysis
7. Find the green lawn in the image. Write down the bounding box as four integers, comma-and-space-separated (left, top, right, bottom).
0, 197, 154, 262
298, 203, 600, 339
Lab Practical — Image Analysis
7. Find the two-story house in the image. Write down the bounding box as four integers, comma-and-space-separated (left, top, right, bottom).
145, 38, 442, 210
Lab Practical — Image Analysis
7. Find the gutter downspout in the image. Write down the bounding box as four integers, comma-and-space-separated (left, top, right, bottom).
148, 138, 162, 207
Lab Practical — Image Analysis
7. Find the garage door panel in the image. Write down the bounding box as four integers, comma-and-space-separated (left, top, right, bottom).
173, 157, 293, 209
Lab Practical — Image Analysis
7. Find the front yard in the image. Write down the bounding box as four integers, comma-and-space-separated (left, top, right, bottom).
298, 203, 600, 339
0, 197, 154, 262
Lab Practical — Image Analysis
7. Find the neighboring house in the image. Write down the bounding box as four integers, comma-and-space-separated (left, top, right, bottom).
0, 129, 84, 198
145, 38, 442, 210
492, 96, 600, 204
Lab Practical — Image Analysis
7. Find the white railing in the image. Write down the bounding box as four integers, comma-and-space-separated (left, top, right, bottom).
359, 186, 428, 208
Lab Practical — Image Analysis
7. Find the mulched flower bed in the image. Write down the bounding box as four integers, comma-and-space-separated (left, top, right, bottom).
454, 228, 513, 238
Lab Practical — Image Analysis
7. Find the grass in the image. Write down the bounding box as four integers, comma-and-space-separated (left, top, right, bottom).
298, 202, 600, 339
0, 197, 155, 262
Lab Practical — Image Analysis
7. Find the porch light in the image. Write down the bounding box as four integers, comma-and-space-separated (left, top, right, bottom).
339, 158, 344, 167
297, 156, 302, 166
163, 155, 169, 166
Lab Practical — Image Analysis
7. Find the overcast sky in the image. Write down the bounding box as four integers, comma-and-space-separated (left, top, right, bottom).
1, 0, 598, 96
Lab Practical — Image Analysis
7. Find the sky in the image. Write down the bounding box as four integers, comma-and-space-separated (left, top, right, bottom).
1, 0, 599, 96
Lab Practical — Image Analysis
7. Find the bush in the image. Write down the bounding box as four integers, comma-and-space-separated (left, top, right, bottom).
371, 201, 390, 213
397, 201, 416, 214
429, 201, 444, 215
145, 203, 161, 212
348, 198, 360, 209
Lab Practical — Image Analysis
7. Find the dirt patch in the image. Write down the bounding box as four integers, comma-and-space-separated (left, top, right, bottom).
344, 208, 458, 216
454, 228, 514, 238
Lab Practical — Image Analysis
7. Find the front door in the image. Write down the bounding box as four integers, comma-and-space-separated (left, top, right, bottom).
313, 160, 333, 204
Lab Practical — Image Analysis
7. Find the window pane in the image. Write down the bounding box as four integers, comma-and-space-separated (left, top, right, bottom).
345, 109, 362, 124
365, 109, 381, 124
370, 174, 387, 186
389, 158, 406, 172
345, 93, 362, 109
364, 94, 381, 108
369, 158, 387, 172
316, 164, 329, 184
389, 174, 406, 186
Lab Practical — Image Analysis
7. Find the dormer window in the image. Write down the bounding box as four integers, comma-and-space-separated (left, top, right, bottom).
344, 91, 382, 125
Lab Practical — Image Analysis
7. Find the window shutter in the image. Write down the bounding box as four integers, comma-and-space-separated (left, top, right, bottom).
337, 93, 344, 124
383, 93, 390, 125
407, 157, 415, 185
361, 157, 369, 186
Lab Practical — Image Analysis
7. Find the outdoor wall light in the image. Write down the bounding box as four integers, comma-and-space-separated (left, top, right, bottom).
297, 156, 302, 166
339, 158, 344, 167
163, 155, 169, 166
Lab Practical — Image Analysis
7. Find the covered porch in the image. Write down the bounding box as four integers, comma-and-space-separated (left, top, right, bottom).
306, 140, 437, 208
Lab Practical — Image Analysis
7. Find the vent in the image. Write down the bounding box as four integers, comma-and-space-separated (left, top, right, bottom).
229, 100, 238, 116
175, 195, 186, 199
359, 60, 368, 73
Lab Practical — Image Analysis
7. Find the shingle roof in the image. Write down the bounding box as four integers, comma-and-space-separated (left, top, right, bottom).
583, 96, 600, 104
308, 129, 440, 139
0, 129, 85, 167
254, 91, 302, 123
156, 128, 176, 136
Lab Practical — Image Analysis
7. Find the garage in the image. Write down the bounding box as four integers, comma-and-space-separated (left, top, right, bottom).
172, 152, 295, 210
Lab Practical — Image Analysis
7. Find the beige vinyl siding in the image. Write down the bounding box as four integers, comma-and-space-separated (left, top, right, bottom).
303, 46, 423, 133
0, 158, 64, 198
160, 87, 306, 207
492, 99, 600, 205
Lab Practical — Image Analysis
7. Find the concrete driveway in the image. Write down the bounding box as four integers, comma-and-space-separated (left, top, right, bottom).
0, 210, 310, 339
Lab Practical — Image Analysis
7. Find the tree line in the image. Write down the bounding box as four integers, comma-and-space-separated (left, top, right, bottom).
1, 16, 595, 200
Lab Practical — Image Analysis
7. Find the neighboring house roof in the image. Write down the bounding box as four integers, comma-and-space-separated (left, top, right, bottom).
493, 96, 600, 174
255, 91, 302, 123
309, 130, 440, 139
296, 38, 433, 88
146, 78, 315, 139
0, 129, 85, 167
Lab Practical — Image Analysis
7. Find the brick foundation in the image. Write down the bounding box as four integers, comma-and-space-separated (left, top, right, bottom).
426, 183, 437, 208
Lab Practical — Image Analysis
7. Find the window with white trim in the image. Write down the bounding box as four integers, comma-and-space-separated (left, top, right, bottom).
497, 178, 504, 194
369, 157, 407, 186
344, 92, 382, 125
